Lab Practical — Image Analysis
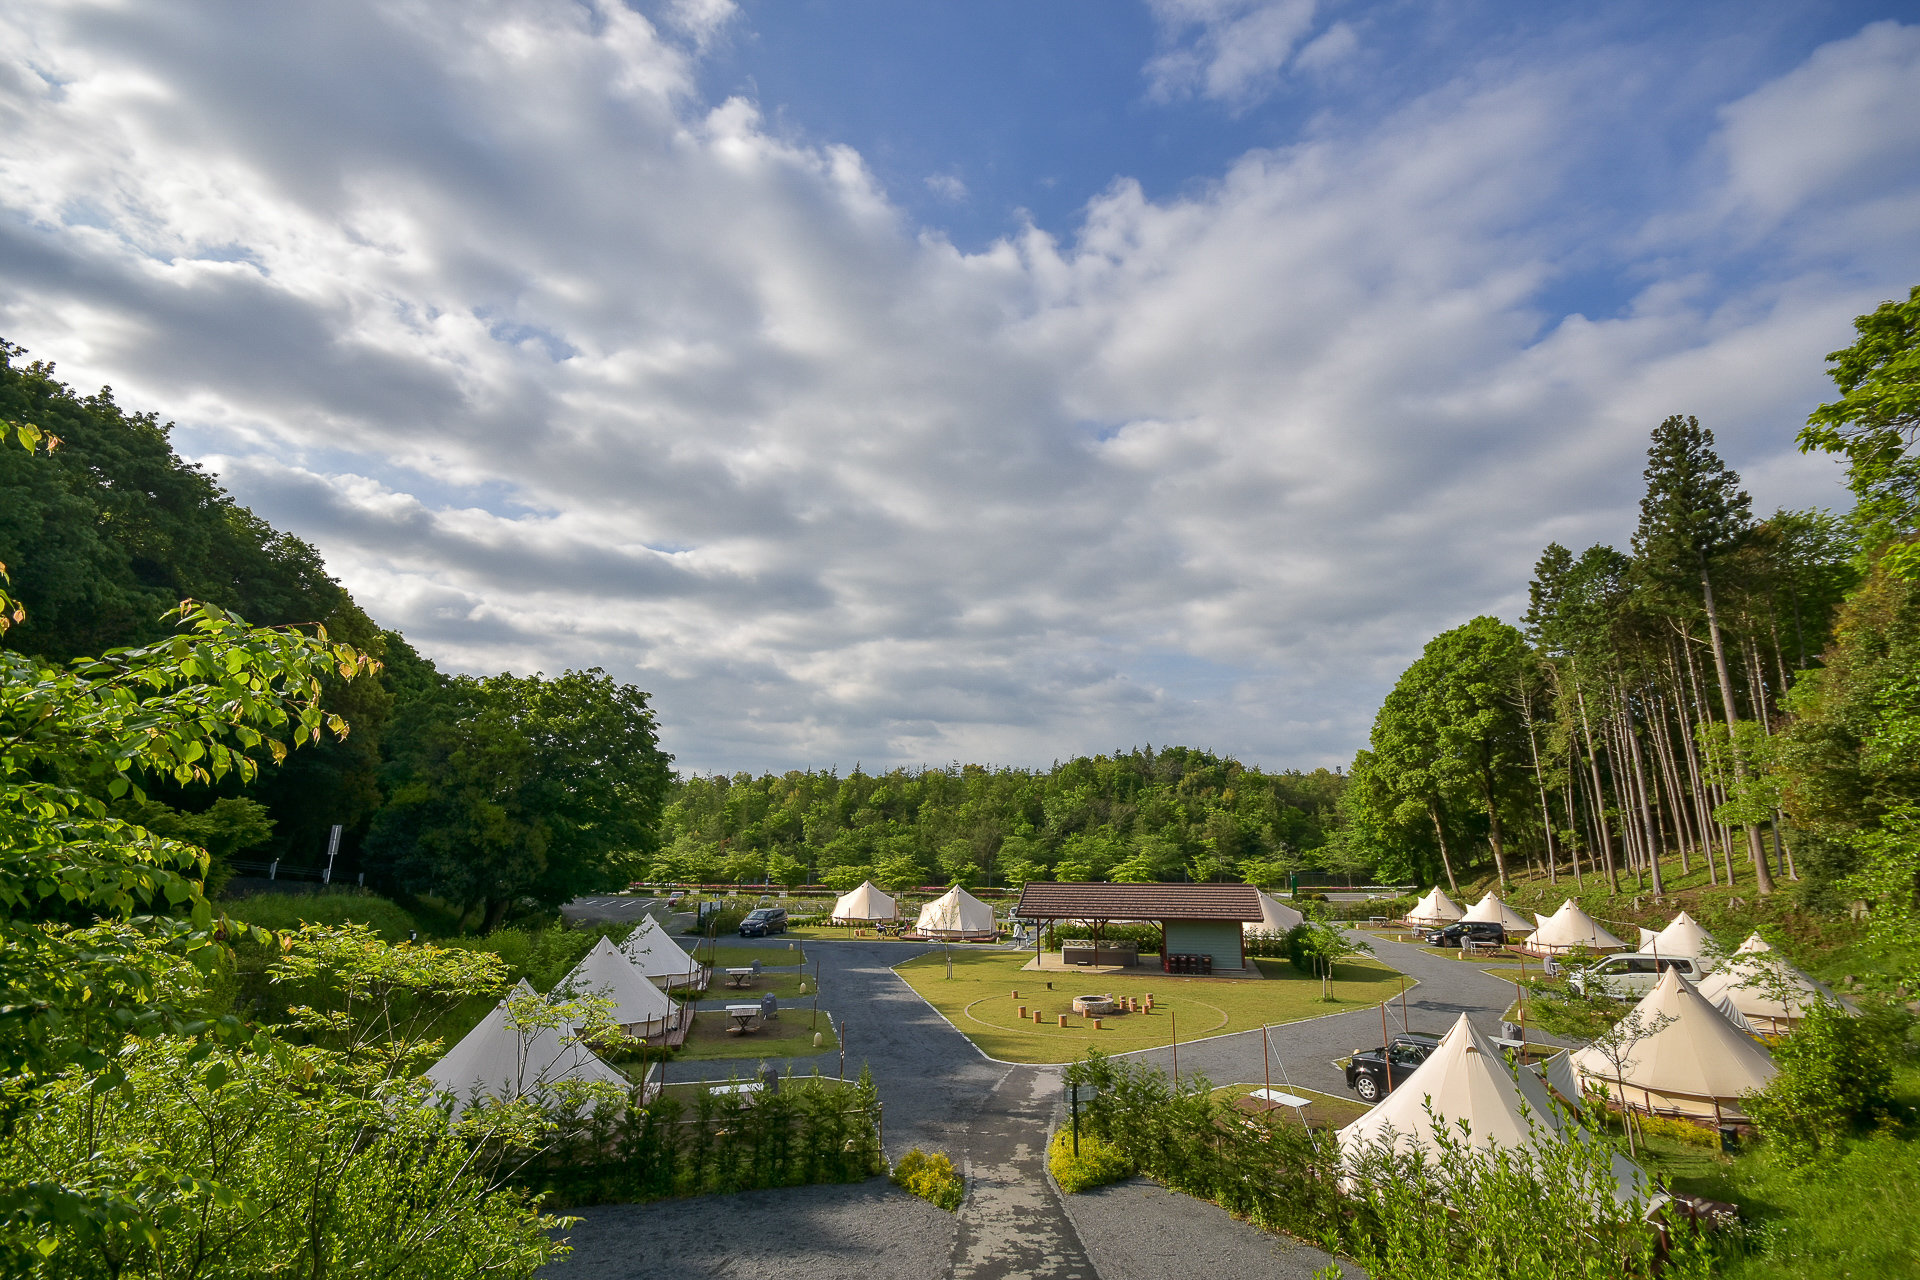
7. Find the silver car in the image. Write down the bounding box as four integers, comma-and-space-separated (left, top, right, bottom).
1569, 953, 1698, 1000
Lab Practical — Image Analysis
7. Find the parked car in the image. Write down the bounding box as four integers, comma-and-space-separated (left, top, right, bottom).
1344, 1032, 1442, 1102
1425, 920, 1506, 949
738, 907, 788, 938
1569, 953, 1698, 1000
666, 890, 686, 904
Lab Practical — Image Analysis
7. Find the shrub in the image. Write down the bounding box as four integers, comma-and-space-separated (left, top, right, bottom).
1047, 1125, 1133, 1192
1634, 1112, 1720, 1149
891, 1147, 965, 1211
1745, 1002, 1907, 1164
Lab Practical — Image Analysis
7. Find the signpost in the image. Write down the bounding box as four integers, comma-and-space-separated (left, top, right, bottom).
1066, 1079, 1099, 1156
322, 825, 343, 885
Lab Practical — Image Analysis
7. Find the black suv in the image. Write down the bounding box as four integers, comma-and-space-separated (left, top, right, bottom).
1425, 920, 1505, 949
1345, 1033, 1441, 1102
738, 908, 788, 938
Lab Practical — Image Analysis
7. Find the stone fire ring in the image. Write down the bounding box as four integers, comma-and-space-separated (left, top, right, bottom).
1071, 994, 1123, 1017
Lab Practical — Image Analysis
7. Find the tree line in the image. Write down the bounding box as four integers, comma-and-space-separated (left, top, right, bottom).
653, 748, 1348, 891
1340, 287, 1920, 939
0, 341, 672, 929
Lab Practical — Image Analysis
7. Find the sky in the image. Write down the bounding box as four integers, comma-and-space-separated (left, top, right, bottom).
2, 0, 1918, 776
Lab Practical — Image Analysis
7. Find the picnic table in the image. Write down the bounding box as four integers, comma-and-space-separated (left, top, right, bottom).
1462, 939, 1502, 958
724, 967, 758, 988
724, 1004, 762, 1033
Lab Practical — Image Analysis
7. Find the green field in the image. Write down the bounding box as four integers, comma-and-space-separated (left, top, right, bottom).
680, 942, 809, 970
687, 971, 815, 1003
673, 1008, 840, 1062
894, 949, 1404, 1064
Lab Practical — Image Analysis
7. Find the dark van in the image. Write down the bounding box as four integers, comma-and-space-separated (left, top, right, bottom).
739, 908, 788, 938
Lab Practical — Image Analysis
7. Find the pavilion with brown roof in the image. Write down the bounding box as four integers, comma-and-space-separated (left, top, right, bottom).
1013, 882, 1265, 973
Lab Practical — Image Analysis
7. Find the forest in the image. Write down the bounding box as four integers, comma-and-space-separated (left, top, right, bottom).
1336, 286, 1919, 958
656, 752, 1347, 892
0, 341, 672, 930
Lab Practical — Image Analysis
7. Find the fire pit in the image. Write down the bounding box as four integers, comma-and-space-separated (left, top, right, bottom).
1071, 994, 1122, 1017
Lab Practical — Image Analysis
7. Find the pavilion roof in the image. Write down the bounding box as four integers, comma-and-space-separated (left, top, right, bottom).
1013, 881, 1263, 922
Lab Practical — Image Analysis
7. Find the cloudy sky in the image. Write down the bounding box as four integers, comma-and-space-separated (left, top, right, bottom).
3, 1, 1917, 776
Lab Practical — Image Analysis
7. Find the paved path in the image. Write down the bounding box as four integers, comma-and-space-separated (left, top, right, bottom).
950, 1066, 1098, 1280
546, 930, 1542, 1279
1119, 932, 1571, 1096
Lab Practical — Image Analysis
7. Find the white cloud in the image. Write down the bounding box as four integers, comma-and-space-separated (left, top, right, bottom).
1144, 0, 1326, 105
0, 4, 1909, 773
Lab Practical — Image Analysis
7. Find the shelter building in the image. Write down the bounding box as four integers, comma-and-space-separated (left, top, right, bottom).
914, 885, 997, 940
1015, 882, 1264, 972
831, 879, 898, 924
1406, 887, 1464, 927
1571, 967, 1777, 1122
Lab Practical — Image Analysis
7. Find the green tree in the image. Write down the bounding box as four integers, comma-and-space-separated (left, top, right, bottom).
1800, 285, 1920, 576
369, 669, 671, 929
1632, 415, 1774, 893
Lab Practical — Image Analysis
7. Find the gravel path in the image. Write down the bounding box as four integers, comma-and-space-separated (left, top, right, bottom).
1060, 1177, 1359, 1280
549, 1179, 956, 1280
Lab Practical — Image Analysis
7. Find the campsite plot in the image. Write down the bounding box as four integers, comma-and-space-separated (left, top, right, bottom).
673, 1008, 840, 1062
895, 949, 1401, 1064
680, 942, 808, 970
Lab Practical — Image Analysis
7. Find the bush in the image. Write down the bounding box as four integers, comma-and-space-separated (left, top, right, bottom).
1634, 1112, 1720, 1148
1047, 1124, 1133, 1192
891, 1147, 965, 1211
1745, 1003, 1907, 1164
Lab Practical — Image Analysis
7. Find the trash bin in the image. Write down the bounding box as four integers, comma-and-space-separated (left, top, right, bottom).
1718, 1126, 1739, 1154
760, 993, 778, 1022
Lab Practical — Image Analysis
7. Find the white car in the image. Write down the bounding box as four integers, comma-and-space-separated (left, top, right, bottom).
1569, 953, 1698, 1000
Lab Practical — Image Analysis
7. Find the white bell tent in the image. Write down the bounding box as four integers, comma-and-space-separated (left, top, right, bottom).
616, 914, 707, 991
1461, 892, 1535, 935
831, 880, 899, 923
424, 980, 631, 1117
1337, 1015, 1652, 1209
1529, 900, 1629, 954
1571, 968, 1777, 1121
1694, 947, 1856, 1036
1406, 887, 1465, 927
1638, 911, 1717, 968
554, 937, 677, 1037
914, 885, 998, 939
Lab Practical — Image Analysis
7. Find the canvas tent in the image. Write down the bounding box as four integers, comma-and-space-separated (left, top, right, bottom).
1572, 968, 1777, 1121
1406, 887, 1464, 927
1529, 900, 1629, 954
1462, 892, 1535, 936
554, 937, 677, 1037
1244, 890, 1304, 937
617, 915, 707, 991
1735, 932, 1773, 955
1337, 1015, 1652, 1209
915, 885, 997, 939
831, 880, 898, 923
424, 980, 632, 1117
1633, 911, 1717, 968
1534, 1049, 1584, 1114
1695, 948, 1856, 1035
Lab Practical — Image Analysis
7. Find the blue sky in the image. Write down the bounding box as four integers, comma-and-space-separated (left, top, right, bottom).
1, 1, 1916, 774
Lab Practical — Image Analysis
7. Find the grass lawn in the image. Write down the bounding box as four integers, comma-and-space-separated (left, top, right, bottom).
1208, 1082, 1370, 1130
677, 941, 809, 969
684, 971, 814, 1003
672, 1007, 840, 1062
894, 950, 1404, 1065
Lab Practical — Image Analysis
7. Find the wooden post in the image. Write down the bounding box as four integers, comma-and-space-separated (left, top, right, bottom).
1171, 1011, 1179, 1086
1262, 1020, 1272, 1109
1381, 1000, 1392, 1091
